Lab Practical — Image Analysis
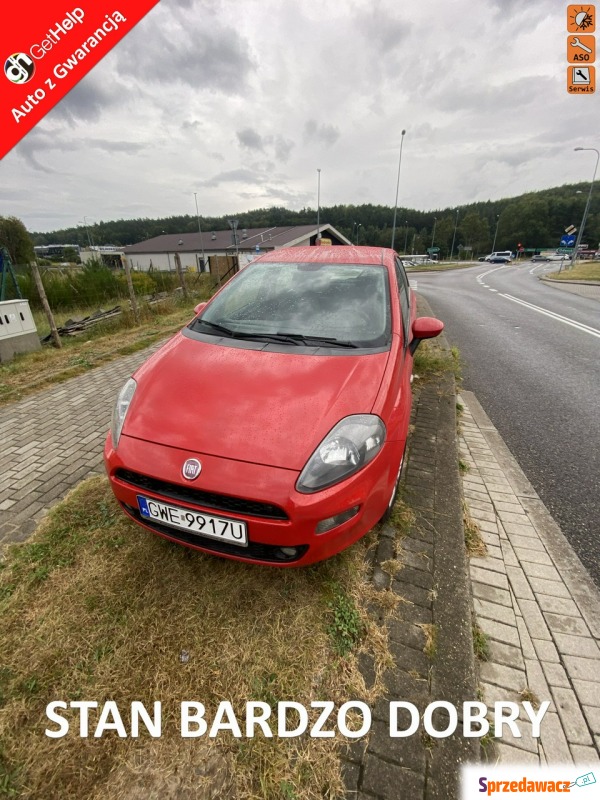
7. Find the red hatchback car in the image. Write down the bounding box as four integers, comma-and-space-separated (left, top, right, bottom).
104, 246, 443, 566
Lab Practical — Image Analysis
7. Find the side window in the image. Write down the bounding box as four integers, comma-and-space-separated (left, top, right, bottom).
395, 259, 411, 348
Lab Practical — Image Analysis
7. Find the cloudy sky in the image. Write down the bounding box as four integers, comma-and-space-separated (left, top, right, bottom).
1, 0, 598, 233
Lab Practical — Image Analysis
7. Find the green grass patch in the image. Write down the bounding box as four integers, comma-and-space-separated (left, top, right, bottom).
546, 261, 600, 281
326, 582, 364, 656
0, 478, 385, 800
413, 340, 462, 382
473, 623, 490, 661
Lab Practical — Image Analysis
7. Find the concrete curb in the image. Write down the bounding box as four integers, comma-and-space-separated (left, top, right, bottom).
345, 296, 479, 799
539, 277, 600, 286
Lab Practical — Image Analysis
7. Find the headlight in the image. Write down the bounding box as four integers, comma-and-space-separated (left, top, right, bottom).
296, 415, 386, 493
111, 378, 137, 450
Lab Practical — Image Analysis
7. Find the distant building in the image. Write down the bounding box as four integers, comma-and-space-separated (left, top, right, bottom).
34, 244, 80, 260
80, 246, 125, 268
122, 224, 351, 272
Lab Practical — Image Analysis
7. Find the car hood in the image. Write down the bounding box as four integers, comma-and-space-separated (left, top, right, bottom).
123, 333, 390, 470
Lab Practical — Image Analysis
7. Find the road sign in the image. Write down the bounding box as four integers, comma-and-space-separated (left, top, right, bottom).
560, 234, 576, 246
427, 247, 440, 254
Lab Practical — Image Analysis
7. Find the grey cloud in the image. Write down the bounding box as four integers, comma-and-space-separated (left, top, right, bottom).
273, 135, 294, 163
237, 127, 265, 151
354, 3, 412, 53
236, 129, 294, 162
207, 151, 225, 162
431, 75, 554, 115
48, 77, 117, 125
201, 168, 262, 188
14, 130, 57, 173
116, 5, 255, 93
303, 119, 340, 146
85, 139, 145, 154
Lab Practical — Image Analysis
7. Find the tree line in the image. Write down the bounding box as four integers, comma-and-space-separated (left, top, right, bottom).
25, 181, 600, 258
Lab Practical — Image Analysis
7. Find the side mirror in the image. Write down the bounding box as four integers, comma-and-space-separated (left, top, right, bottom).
194, 301, 207, 315
409, 316, 444, 355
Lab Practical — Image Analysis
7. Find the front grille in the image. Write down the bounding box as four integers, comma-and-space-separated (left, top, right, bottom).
123, 504, 307, 563
115, 468, 288, 521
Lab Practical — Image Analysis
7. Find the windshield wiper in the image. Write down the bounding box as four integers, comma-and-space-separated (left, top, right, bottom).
275, 332, 359, 348
194, 319, 237, 337
194, 320, 298, 344
194, 321, 358, 348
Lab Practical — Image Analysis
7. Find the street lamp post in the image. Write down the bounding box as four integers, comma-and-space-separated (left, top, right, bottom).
571, 147, 600, 270
78, 217, 94, 248
450, 209, 459, 261
316, 168, 321, 244
431, 217, 437, 250
391, 129, 407, 251
355, 223, 362, 245
403, 221, 409, 255
491, 214, 500, 254
193, 192, 206, 272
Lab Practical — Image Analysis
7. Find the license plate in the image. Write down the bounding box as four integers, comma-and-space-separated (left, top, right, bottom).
137, 495, 248, 547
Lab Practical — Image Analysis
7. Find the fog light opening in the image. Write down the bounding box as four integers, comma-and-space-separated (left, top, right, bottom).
315, 505, 360, 534
274, 546, 300, 561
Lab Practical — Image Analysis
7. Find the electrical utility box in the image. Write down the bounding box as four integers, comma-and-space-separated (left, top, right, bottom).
0, 299, 41, 362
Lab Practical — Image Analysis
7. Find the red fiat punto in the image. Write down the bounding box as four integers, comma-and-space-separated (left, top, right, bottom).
104, 246, 443, 566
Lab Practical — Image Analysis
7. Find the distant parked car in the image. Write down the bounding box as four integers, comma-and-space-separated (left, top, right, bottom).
484, 251, 513, 262
546, 253, 572, 261
105, 246, 444, 567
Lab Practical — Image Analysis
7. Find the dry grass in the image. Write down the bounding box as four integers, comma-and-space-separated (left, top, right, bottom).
0, 302, 197, 407
463, 501, 486, 557
419, 624, 438, 661
0, 478, 387, 800
546, 261, 600, 281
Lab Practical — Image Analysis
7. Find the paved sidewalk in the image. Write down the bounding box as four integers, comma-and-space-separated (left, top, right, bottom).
540, 278, 600, 301
459, 391, 600, 765
0, 342, 163, 549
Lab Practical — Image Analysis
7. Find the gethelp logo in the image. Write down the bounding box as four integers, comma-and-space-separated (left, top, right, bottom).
462, 767, 597, 799
0, 0, 160, 160
4, 53, 36, 84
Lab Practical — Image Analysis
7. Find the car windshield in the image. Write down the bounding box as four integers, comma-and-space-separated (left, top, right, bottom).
190, 261, 391, 349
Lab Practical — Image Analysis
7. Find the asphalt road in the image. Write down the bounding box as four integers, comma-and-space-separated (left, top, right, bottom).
413, 262, 600, 587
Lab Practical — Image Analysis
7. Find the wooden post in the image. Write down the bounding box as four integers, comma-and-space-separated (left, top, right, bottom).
31, 262, 62, 349
174, 253, 188, 299
123, 258, 140, 324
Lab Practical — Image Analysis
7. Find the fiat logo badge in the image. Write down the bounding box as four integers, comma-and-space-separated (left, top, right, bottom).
182, 458, 202, 481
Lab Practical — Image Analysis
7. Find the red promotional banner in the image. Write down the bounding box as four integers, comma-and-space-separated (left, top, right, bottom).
0, 0, 160, 160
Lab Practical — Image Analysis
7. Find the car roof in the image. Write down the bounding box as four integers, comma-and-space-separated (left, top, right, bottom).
256, 246, 393, 267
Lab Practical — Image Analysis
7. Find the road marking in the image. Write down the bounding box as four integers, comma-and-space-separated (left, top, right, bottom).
476, 265, 510, 284
500, 293, 600, 339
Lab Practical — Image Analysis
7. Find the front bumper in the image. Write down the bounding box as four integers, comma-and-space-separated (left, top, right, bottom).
104, 433, 403, 566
